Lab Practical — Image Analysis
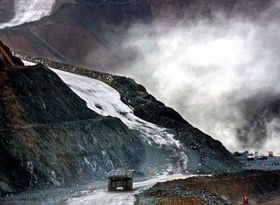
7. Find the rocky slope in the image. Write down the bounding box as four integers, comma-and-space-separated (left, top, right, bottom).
16, 52, 242, 174
0, 0, 153, 71
0, 0, 277, 72
0, 42, 145, 195
137, 170, 280, 205
0, 41, 242, 196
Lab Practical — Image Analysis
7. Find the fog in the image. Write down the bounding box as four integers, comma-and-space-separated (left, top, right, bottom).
118, 5, 280, 153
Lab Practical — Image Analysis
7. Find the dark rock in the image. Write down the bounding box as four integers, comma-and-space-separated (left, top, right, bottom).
0, 40, 23, 68
0, 63, 145, 195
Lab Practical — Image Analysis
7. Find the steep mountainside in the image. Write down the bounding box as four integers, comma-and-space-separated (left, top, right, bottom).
0, 0, 277, 72
0, 42, 242, 196
0, 42, 145, 195
0, 0, 153, 71
18, 53, 242, 174
108, 76, 239, 173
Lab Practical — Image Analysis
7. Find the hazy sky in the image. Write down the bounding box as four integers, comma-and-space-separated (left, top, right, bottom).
119, 2, 280, 153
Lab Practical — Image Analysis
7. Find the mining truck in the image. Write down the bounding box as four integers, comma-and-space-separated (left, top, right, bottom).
107, 168, 134, 191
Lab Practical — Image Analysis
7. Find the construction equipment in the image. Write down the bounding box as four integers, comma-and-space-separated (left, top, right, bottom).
246, 153, 255, 161
107, 168, 134, 191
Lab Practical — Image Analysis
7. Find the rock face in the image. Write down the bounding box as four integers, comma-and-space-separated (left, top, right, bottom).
16, 54, 242, 174
148, 0, 277, 24
0, 40, 23, 67
108, 76, 241, 173
0, 0, 277, 72
0, 42, 241, 196
0, 0, 153, 72
0, 42, 145, 195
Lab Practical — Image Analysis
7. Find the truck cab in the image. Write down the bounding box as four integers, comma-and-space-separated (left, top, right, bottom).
107, 168, 134, 191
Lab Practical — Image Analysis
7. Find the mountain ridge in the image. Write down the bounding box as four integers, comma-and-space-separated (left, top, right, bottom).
16, 51, 242, 173
0, 0, 276, 72
0, 42, 241, 196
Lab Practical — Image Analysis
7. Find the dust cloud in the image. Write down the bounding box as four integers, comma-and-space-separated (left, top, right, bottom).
118, 2, 280, 153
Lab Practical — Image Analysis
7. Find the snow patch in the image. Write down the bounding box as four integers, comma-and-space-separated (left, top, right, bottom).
0, 0, 56, 29
22, 60, 36, 66
51, 68, 188, 173
102, 150, 107, 156
84, 157, 96, 172
51, 69, 184, 147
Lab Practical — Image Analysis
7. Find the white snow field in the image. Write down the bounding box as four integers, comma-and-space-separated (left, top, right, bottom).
0, 0, 56, 29
52, 69, 181, 147
51, 69, 188, 173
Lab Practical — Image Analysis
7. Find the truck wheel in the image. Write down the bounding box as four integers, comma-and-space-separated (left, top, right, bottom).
123, 181, 128, 191
127, 179, 133, 191
108, 181, 113, 191
111, 181, 116, 191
